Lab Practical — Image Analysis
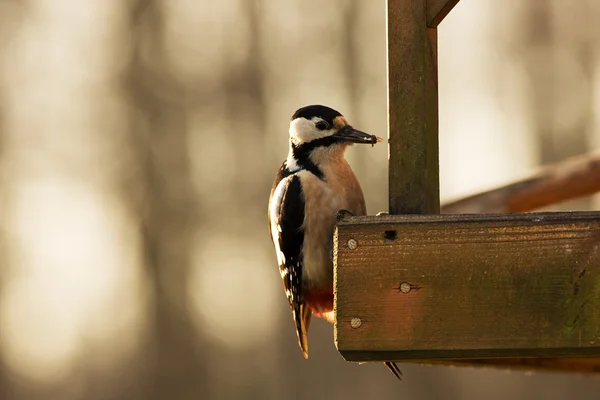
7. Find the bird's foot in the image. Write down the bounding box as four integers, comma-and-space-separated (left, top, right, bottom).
385, 362, 403, 381
335, 209, 354, 222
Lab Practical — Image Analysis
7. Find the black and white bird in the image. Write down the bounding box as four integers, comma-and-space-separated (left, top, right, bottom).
268, 104, 402, 380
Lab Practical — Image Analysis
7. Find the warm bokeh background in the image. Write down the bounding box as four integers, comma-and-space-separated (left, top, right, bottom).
0, 0, 599, 399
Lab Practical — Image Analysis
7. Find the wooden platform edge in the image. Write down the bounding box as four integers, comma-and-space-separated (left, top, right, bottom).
334, 211, 600, 372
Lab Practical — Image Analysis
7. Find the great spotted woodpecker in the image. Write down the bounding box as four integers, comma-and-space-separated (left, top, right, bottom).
268, 105, 402, 380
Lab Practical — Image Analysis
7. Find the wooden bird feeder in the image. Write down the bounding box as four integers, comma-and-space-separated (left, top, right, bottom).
333, 0, 600, 373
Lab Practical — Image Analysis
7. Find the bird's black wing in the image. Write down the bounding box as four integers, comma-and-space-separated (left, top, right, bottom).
268, 164, 311, 358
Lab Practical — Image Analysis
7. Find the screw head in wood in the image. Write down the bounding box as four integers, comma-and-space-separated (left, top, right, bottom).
350, 318, 362, 329
347, 239, 358, 250
399, 282, 411, 294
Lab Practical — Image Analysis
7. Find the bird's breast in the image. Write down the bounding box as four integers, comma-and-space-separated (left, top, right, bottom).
297, 161, 366, 294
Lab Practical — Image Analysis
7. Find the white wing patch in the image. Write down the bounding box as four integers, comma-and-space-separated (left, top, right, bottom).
270, 176, 290, 266
269, 170, 310, 358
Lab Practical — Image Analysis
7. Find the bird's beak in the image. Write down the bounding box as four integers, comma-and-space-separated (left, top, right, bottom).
333, 125, 383, 145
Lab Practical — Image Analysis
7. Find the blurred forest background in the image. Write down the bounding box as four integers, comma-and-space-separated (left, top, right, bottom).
0, 0, 599, 399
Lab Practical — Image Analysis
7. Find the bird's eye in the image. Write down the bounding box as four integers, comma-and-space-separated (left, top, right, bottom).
315, 120, 330, 131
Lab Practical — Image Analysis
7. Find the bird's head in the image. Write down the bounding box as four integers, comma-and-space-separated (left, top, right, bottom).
289, 105, 381, 147
285, 105, 382, 174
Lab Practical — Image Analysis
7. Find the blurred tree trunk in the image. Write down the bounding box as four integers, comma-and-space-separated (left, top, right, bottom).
228, 0, 268, 219
342, 0, 368, 175
522, 0, 557, 162
0, 5, 9, 396
0, 93, 7, 400
522, 0, 592, 209
343, 0, 360, 116
121, 1, 205, 398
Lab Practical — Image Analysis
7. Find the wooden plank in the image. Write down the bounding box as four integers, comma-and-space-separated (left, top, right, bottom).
442, 152, 600, 214
387, 0, 440, 215
334, 212, 600, 362
426, 0, 460, 27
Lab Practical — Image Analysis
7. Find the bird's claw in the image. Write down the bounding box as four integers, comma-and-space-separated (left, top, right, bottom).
335, 209, 354, 222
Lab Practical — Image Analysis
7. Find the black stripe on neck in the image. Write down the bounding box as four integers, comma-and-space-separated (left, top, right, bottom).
290, 136, 343, 181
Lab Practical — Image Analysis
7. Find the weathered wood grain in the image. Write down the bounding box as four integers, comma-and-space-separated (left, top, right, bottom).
426, 0, 460, 27
387, 0, 440, 215
334, 212, 600, 363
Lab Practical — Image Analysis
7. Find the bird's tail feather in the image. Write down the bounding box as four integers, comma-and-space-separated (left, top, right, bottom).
296, 303, 312, 359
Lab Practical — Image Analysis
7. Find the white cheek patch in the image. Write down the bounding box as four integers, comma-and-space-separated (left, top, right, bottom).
289, 117, 334, 144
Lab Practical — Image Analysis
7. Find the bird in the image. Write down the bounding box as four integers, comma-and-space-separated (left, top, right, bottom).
267, 104, 402, 380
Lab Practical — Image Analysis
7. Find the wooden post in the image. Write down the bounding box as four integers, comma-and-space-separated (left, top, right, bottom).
387, 0, 440, 215
426, 0, 461, 27
335, 0, 600, 374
